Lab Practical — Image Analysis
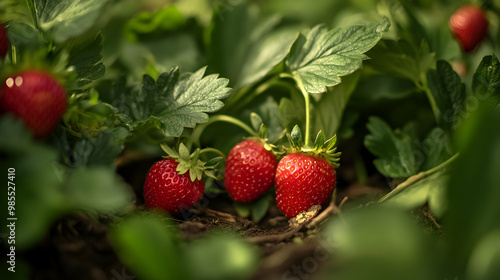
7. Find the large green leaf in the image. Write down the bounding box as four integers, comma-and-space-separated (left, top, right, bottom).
364, 116, 421, 178
111, 67, 232, 138
427, 60, 466, 131
71, 130, 124, 168
472, 54, 500, 105
286, 18, 390, 94
34, 0, 109, 43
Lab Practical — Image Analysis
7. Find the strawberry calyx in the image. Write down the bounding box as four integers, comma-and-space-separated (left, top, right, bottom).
285, 125, 341, 168
160, 142, 224, 182
246, 112, 282, 155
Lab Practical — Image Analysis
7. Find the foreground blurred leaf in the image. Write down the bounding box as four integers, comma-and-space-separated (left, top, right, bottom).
63, 166, 132, 212
322, 206, 440, 280
286, 18, 390, 94
183, 232, 259, 280
110, 213, 185, 280
445, 105, 500, 274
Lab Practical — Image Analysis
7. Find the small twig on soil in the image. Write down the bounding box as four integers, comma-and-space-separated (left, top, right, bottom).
306, 199, 343, 229
199, 208, 237, 223
247, 224, 304, 244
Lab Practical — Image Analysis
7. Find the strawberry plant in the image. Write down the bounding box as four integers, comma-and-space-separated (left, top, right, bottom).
1, 0, 500, 280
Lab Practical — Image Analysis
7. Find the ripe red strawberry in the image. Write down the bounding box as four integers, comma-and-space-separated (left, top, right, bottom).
275, 153, 336, 218
224, 139, 277, 202
143, 143, 222, 216
0, 70, 67, 137
450, 5, 488, 52
144, 158, 205, 215
0, 24, 8, 57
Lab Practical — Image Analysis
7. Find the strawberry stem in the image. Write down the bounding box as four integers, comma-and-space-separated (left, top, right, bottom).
187, 115, 258, 150
198, 147, 226, 159
294, 77, 312, 148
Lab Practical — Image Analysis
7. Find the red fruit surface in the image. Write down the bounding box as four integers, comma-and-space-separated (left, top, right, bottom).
275, 153, 336, 218
450, 5, 488, 52
0, 24, 8, 57
0, 70, 67, 137
144, 158, 205, 215
224, 140, 277, 202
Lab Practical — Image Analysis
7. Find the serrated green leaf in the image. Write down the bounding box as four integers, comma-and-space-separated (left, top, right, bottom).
472, 55, 500, 105
111, 66, 231, 138
421, 127, 453, 171
287, 18, 390, 94
35, 0, 109, 43
156, 67, 232, 136
427, 60, 466, 131
66, 33, 105, 89
364, 117, 421, 178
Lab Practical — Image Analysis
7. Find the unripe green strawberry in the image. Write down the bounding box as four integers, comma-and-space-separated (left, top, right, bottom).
0, 70, 67, 137
0, 24, 8, 57
275, 153, 336, 218
224, 139, 277, 202
450, 5, 488, 52
144, 158, 205, 215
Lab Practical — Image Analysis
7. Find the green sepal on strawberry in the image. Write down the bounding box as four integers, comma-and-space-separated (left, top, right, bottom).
144, 143, 223, 215
275, 125, 340, 218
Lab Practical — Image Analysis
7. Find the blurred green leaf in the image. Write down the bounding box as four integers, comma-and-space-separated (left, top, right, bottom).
34, 0, 109, 43
124, 5, 185, 42
466, 228, 500, 280
427, 60, 466, 131
366, 39, 435, 85
312, 71, 360, 137
286, 18, 390, 94
364, 116, 421, 178
0, 116, 66, 249
110, 213, 185, 280
472, 54, 500, 105
251, 194, 271, 223
208, 2, 296, 89
66, 33, 105, 89
63, 166, 132, 212
183, 232, 259, 280
381, 171, 449, 218
322, 206, 440, 280
445, 106, 500, 273
70, 130, 123, 168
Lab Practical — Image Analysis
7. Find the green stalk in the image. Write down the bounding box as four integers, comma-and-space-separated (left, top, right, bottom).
187, 115, 257, 150
378, 153, 459, 203
293, 76, 312, 148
